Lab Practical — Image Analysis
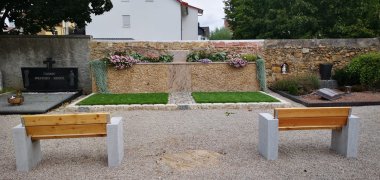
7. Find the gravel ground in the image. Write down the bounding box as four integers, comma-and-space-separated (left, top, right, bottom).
1, 103, 379, 179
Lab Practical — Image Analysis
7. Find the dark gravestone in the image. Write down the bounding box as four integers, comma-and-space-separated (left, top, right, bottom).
22, 58, 78, 92
316, 88, 342, 100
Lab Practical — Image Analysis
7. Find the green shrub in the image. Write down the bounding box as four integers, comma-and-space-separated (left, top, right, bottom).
159, 54, 174, 63
209, 52, 227, 62
271, 74, 320, 95
333, 66, 360, 86
186, 51, 227, 62
347, 52, 380, 90
242, 54, 258, 62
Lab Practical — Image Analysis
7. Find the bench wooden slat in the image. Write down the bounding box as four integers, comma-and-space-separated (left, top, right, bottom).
26, 124, 107, 137
22, 113, 110, 126
31, 134, 107, 140
279, 125, 343, 131
278, 116, 348, 128
275, 107, 351, 119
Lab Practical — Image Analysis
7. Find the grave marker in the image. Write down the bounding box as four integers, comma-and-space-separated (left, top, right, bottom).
21, 58, 78, 92
316, 88, 342, 100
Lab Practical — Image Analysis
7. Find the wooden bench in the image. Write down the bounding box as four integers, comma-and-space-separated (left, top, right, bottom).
258, 107, 359, 160
12, 113, 124, 171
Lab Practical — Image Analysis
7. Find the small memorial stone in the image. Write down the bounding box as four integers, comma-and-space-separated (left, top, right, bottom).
316, 88, 342, 100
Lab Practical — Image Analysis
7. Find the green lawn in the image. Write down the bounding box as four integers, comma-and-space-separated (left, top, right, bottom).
77, 93, 168, 105
192, 92, 280, 103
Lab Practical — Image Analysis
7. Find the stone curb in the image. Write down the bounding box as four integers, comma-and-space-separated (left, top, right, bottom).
64, 92, 291, 112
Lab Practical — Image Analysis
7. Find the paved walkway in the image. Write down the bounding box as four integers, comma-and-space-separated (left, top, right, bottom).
168, 92, 196, 104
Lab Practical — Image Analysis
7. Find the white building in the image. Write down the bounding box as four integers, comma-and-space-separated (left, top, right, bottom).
86, 0, 203, 40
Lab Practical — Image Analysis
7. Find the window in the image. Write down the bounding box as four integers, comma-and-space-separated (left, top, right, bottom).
122, 15, 130, 28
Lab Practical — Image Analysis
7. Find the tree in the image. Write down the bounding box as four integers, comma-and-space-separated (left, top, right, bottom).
0, 0, 113, 35
210, 27, 233, 40
224, 0, 380, 39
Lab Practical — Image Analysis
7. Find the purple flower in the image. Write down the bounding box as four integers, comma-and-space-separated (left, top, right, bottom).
108, 54, 139, 70
228, 57, 248, 68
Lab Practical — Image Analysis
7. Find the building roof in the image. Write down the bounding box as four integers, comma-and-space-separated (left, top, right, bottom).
176, 0, 203, 15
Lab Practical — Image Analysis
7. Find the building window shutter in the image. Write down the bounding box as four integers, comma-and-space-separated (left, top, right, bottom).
122, 15, 130, 28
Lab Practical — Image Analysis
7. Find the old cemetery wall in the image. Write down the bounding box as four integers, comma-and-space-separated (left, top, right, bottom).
90, 38, 380, 89
1, 37, 378, 94
0, 35, 92, 93
93, 63, 259, 93
263, 38, 380, 84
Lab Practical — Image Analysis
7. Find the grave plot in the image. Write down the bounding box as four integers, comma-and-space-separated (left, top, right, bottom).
0, 58, 81, 114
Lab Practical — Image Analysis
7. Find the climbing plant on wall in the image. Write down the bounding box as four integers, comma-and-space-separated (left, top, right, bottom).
89, 60, 109, 93
256, 57, 267, 92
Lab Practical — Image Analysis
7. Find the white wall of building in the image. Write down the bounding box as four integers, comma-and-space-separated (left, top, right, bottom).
86, 0, 183, 40
181, 8, 199, 40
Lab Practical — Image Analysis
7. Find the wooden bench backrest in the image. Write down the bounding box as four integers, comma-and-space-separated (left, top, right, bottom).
274, 107, 351, 131
21, 113, 110, 140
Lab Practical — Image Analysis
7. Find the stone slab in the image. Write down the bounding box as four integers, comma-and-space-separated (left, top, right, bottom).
316, 88, 342, 100
0, 92, 81, 114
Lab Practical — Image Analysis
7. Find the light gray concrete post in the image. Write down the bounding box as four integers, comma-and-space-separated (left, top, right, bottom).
258, 113, 279, 160
107, 117, 124, 167
12, 124, 42, 171
331, 115, 360, 158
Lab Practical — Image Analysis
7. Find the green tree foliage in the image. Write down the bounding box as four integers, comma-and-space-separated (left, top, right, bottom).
1, 0, 113, 35
225, 0, 380, 39
210, 27, 233, 40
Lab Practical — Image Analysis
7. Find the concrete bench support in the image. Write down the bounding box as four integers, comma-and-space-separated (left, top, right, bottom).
258, 113, 278, 160
258, 113, 359, 160
331, 115, 360, 158
13, 124, 42, 171
107, 117, 124, 167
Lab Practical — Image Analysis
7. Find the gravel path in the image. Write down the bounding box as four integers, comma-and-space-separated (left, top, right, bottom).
0, 104, 379, 179
168, 92, 196, 104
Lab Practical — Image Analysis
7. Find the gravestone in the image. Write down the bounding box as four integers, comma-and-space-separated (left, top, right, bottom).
316, 88, 342, 100
21, 58, 78, 92
0, 70, 3, 92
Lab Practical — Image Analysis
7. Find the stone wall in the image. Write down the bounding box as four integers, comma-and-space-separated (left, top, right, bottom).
94, 63, 259, 93
0, 35, 92, 93
262, 38, 380, 84
1, 37, 378, 94
90, 40, 264, 60
91, 38, 380, 86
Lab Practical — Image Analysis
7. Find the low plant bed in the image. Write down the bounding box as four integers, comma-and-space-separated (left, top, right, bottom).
191, 92, 280, 103
77, 93, 168, 105
274, 89, 380, 107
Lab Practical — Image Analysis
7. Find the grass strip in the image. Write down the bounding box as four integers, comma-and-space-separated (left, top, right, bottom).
192, 92, 279, 103
77, 93, 168, 105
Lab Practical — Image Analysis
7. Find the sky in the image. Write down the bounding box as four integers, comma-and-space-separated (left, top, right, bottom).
184, 0, 226, 31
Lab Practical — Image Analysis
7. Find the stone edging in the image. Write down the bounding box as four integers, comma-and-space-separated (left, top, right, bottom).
64, 92, 291, 112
